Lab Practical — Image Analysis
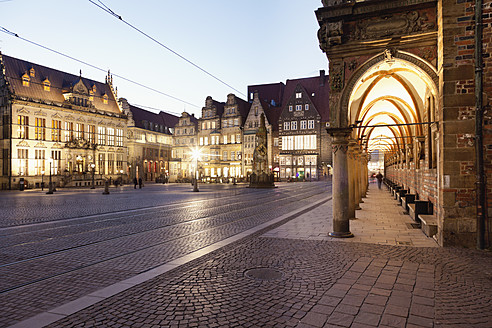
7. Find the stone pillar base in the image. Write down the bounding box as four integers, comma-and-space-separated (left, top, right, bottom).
329, 231, 354, 238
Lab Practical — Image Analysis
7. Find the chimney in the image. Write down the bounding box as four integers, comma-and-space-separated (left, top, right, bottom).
320, 70, 326, 87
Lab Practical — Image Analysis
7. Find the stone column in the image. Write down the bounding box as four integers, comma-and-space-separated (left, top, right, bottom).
356, 146, 364, 204
349, 139, 361, 212
328, 128, 354, 238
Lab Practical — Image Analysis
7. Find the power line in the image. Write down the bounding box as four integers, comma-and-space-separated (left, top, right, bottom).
0, 26, 200, 108
88, 0, 246, 98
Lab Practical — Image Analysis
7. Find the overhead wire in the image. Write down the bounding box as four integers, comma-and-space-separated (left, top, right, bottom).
0, 26, 200, 109
88, 0, 246, 98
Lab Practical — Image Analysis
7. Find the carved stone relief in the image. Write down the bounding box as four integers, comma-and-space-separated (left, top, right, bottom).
330, 62, 345, 92
352, 11, 434, 41
318, 20, 343, 50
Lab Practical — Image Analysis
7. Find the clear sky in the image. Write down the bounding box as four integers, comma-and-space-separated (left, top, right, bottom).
0, 0, 328, 117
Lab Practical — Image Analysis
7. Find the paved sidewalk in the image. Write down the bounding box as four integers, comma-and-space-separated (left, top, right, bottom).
14, 183, 492, 327
264, 182, 438, 247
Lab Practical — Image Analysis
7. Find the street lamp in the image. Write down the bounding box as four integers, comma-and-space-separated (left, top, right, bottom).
309, 161, 312, 182
119, 169, 124, 185
46, 158, 53, 194
191, 147, 202, 192
90, 163, 96, 189
41, 170, 45, 191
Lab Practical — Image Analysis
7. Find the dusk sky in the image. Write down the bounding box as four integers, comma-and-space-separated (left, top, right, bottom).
0, 0, 327, 117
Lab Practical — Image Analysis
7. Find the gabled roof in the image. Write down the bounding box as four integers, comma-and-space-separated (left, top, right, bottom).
0, 53, 122, 115
129, 104, 179, 134
264, 105, 283, 132
281, 71, 329, 121
201, 96, 225, 118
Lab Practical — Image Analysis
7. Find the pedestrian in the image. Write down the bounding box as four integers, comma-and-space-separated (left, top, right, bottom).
133, 177, 137, 189
376, 171, 383, 189
138, 177, 142, 189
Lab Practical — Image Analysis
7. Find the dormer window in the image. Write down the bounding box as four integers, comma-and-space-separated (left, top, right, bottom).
43, 78, 51, 92
103, 93, 108, 104
92, 85, 97, 93
22, 73, 30, 87
29, 67, 35, 77
89, 90, 94, 101
296, 92, 302, 99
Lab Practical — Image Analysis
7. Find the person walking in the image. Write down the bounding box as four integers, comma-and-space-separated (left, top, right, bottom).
133, 177, 137, 189
138, 177, 142, 189
376, 171, 383, 189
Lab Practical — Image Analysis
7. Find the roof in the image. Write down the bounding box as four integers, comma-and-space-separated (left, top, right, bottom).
281, 71, 330, 121
247, 82, 285, 107
0, 53, 122, 115
129, 104, 179, 134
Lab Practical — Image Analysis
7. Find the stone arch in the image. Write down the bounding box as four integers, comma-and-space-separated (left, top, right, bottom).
338, 50, 438, 129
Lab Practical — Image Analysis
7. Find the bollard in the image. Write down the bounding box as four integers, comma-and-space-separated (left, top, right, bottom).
46, 182, 53, 194
102, 180, 110, 195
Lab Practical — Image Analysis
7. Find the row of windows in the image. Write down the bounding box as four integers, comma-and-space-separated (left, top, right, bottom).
288, 104, 309, 112
201, 118, 240, 130
199, 134, 241, 146
281, 135, 317, 150
283, 119, 315, 131
17, 115, 123, 147
279, 155, 317, 166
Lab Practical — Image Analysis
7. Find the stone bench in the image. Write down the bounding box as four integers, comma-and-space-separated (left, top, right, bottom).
401, 194, 416, 213
419, 214, 437, 238
396, 189, 408, 205
392, 186, 402, 199
408, 200, 433, 223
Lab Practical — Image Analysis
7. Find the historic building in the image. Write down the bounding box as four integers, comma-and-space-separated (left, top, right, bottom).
243, 91, 281, 180
120, 99, 178, 183
0, 53, 127, 190
195, 94, 248, 181
316, 0, 491, 247
278, 72, 331, 181
169, 111, 198, 182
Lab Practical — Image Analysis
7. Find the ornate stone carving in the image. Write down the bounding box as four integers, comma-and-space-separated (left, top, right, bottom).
332, 144, 349, 154
353, 11, 434, 41
318, 20, 344, 50
330, 62, 345, 92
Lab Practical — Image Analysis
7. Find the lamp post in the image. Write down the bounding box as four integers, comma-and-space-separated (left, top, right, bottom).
41, 170, 45, 191
46, 159, 53, 194
309, 161, 312, 182
191, 147, 201, 192
90, 163, 95, 189
119, 169, 124, 185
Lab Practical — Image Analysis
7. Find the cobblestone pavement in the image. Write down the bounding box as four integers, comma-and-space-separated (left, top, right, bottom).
1, 181, 330, 327
5, 182, 492, 327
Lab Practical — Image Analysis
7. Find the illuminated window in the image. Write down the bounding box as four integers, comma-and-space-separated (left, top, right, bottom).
223, 135, 227, 144
64, 122, 74, 142
22, 73, 30, 87
18, 149, 29, 176
51, 150, 61, 175
305, 104, 309, 110
116, 128, 123, 147
291, 121, 297, 130
295, 105, 302, 111
35, 118, 46, 140
284, 122, 290, 130
43, 78, 51, 91
289, 105, 293, 112
30, 67, 35, 77
231, 134, 235, 144
103, 94, 108, 104
296, 92, 302, 99
107, 127, 115, 146
98, 153, 106, 174
52, 120, 61, 142
89, 91, 94, 102
35, 149, 45, 175
88, 125, 96, 144
308, 120, 315, 129
75, 123, 84, 140
97, 126, 106, 145
17, 115, 29, 139
300, 120, 307, 130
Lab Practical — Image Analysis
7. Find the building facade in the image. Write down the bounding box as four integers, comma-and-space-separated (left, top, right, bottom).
243, 91, 281, 180
120, 99, 178, 183
316, 0, 492, 247
0, 53, 127, 189
278, 72, 331, 181
170, 111, 198, 182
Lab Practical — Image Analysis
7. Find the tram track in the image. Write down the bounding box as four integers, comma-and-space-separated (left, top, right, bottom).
0, 183, 330, 295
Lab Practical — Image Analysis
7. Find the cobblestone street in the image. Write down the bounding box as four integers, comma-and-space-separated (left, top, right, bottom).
2, 182, 492, 327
